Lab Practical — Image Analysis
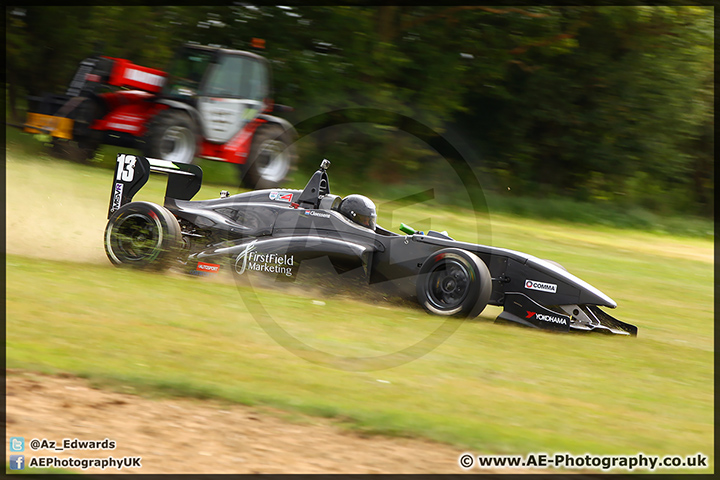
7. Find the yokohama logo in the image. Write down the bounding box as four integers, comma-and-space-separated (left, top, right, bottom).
526, 311, 568, 325
196, 262, 220, 273
525, 279, 557, 293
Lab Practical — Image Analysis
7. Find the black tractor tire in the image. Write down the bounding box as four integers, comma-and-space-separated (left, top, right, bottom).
50, 96, 105, 163
73, 95, 106, 139
104, 201, 182, 271
142, 109, 200, 165
241, 124, 297, 189
50, 138, 98, 163
416, 248, 492, 318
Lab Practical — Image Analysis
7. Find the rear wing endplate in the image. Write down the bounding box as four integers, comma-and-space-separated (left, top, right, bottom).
108, 153, 203, 219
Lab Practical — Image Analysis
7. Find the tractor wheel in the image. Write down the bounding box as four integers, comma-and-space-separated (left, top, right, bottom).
50, 96, 104, 163
143, 109, 199, 164
104, 201, 182, 271
73, 96, 105, 140
416, 248, 492, 318
50, 138, 99, 163
241, 124, 297, 189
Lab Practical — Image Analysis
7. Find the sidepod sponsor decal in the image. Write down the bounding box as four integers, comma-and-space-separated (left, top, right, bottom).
524, 279, 557, 293
234, 240, 294, 277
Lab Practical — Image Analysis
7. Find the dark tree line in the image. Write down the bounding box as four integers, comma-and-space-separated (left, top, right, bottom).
6, 5, 713, 215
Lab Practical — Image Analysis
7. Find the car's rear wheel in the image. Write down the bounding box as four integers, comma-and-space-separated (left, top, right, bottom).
104, 201, 181, 271
416, 248, 492, 318
143, 109, 199, 164
241, 124, 297, 189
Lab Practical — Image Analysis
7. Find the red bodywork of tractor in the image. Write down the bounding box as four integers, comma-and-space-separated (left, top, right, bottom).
92, 90, 264, 165
104, 57, 167, 93
24, 44, 297, 188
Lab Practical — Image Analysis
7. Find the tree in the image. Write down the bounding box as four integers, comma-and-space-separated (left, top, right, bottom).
453, 6, 714, 214
6, 5, 712, 215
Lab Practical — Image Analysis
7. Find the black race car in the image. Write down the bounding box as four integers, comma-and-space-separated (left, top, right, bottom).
105, 154, 637, 336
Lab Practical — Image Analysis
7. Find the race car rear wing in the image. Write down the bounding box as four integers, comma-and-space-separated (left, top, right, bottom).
108, 153, 203, 219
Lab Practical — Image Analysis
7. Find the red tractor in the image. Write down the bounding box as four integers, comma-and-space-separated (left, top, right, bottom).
24, 43, 297, 189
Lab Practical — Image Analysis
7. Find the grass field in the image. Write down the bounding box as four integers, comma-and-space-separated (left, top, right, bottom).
5, 134, 714, 473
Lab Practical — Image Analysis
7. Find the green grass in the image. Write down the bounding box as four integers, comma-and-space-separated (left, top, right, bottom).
7, 125, 713, 238
483, 193, 714, 238
323, 173, 714, 240
4, 126, 244, 190
5, 133, 714, 473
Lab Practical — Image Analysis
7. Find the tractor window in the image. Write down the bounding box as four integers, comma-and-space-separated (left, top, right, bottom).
163, 50, 214, 98
240, 58, 269, 102
203, 55, 268, 100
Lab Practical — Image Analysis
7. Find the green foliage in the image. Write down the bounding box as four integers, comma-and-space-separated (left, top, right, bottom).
5, 6, 714, 217
455, 6, 713, 216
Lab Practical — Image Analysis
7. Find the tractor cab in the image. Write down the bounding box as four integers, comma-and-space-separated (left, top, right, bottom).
21, 42, 297, 190
163, 45, 271, 144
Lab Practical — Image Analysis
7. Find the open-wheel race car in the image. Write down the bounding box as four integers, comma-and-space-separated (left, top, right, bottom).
104, 154, 638, 336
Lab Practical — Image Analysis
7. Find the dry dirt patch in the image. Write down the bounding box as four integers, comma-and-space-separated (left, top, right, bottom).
5, 371, 528, 474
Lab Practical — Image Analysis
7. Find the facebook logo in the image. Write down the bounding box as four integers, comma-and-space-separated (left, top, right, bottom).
9, 437, 24, 452
9, 455, 25, 470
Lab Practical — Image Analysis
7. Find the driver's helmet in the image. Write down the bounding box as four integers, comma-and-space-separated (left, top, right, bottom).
337, 194, 377, 230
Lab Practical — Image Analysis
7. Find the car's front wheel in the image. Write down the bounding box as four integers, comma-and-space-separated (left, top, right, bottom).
416, 248, 492, 318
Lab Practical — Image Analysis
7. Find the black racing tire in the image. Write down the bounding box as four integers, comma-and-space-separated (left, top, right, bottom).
241, 124, 297, 189
416, 248, 492, 318
142, 109, 199, 165
104, 201, 182, 271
